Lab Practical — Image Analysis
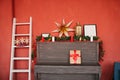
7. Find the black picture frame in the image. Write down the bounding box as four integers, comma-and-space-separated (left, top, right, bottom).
84, 24, 97, 37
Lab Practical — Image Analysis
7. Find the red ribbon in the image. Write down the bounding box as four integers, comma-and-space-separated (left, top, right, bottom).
70, 50, 80, 64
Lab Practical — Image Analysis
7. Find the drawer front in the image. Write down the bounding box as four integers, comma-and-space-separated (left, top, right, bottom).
35, 65, 101, 74
38, 74, 99, 80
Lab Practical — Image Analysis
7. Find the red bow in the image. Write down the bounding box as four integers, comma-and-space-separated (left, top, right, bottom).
70, 50, 80, 64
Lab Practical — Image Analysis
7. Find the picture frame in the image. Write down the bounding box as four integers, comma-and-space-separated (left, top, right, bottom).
42, 33, 50, 37
84, 24, 97, 37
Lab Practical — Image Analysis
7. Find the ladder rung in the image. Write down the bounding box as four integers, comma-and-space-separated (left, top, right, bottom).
13, 57, 30, 60
15, 34, 30, 36
15, 23, 30, 25
12, 69, 29, 72
14, 46, 30, 48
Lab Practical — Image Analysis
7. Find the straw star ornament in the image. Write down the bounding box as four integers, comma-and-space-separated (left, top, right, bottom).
52, 19, 74, 37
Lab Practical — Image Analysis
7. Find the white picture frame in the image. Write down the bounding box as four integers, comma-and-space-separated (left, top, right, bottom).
42, 33, 50, 37
84, 24, 97, 37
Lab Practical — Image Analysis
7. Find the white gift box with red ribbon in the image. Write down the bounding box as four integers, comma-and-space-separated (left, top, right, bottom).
70, 50, 81, 64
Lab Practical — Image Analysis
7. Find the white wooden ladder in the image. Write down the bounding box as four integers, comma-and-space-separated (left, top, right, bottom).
9, 17, 32, 80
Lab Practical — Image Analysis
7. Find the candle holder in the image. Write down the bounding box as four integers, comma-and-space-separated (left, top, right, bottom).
75, 22, 82, 36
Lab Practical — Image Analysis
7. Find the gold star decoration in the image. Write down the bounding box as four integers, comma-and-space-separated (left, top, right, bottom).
15, 39, 20, 45
52, 19, 74, 37
20, 37, 25, 44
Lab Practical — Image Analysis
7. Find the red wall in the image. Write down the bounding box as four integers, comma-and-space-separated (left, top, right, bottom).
0, 0, 13, 80
1, 0, 120, 80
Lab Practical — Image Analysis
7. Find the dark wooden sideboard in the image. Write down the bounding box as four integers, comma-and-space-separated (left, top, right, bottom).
34, 42, 101, 80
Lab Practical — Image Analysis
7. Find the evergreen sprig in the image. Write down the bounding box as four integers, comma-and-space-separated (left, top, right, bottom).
74, 35, 99, 41
55, 36, 71, 41
36, 35, 42, 41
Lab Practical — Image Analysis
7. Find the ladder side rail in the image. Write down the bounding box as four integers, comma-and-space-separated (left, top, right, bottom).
9, 18, 16, 80
28, 17, 32, 80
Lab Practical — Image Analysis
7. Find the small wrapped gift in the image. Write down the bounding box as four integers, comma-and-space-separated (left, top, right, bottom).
70, 50, 81, 64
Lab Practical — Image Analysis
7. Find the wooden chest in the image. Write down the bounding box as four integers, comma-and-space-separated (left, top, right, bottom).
34, 42, 101, 80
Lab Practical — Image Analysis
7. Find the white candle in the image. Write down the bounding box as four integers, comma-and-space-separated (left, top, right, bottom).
52, 36, 55, 42
90, 36, 93, 42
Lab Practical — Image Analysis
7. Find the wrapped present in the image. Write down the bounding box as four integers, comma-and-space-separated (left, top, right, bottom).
70, 50, 81, 64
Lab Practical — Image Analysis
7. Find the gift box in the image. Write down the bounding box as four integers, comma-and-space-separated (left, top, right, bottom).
70, 50, 81, 64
